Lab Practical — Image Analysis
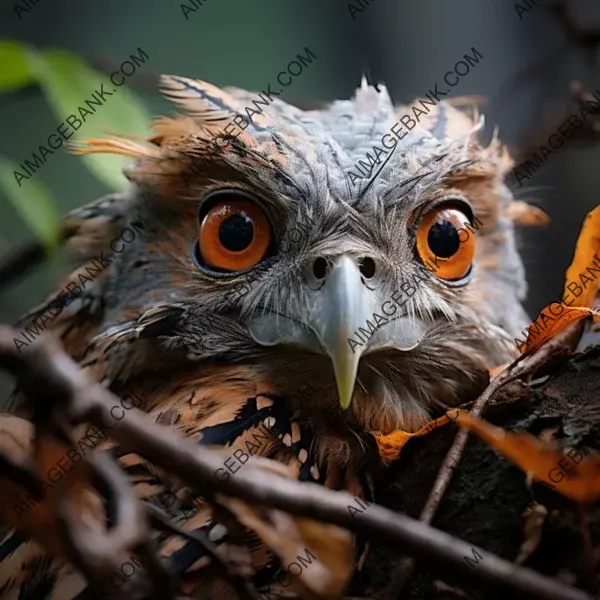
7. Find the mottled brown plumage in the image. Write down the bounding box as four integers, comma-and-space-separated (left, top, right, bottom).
0, 74, 546, 599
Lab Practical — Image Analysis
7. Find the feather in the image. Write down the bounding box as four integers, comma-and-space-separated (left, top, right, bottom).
160, 74, 241, 124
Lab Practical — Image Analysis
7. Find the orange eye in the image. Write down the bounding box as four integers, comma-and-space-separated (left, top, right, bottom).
197, 194, 271, 272
415, 205, 475, 280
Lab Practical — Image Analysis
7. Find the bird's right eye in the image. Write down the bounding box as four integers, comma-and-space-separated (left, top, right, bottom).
196, 191, 271, 273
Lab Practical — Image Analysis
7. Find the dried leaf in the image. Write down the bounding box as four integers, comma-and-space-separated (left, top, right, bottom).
372, 411, 458, 460
564, 205, 600, 309
518, 305, 600, 355
454, 410, 600, 502
518, 205, 600, 355
217, 457, 354, 598
515, 502, 547, 565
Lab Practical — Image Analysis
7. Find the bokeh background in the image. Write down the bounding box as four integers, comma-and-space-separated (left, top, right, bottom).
0, 0, 599, 404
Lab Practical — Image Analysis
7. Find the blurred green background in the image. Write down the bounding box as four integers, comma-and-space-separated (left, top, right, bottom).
1, 0, 599, 404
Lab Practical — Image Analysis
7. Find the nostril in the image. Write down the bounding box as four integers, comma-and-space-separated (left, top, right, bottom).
359, 257, 376, 279
312, 257, 328, 280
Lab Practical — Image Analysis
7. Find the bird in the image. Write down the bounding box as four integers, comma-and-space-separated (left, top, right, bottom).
0, 73, 547, 599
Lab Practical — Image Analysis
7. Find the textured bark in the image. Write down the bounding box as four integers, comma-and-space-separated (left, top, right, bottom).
353, 344, 600, 600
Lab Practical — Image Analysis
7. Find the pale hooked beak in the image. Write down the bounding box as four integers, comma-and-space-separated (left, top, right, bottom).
246, 255, 428, 409
309, 256, 373, 408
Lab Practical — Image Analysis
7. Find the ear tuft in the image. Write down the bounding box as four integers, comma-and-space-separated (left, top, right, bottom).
506, 201, 550, 227
159, 74, 239, 126
69, 137, 160, 160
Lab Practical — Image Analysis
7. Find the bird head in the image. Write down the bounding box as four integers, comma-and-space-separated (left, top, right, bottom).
62, 75, 544, 437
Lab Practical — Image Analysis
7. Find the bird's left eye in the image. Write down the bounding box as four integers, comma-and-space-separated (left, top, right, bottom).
197, 193, 271, 272
415, 205, 475, 281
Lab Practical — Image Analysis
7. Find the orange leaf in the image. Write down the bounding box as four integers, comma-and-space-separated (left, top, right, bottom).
517, 205, 600, 355
372, 410, 458, 460
564, 205, 600, 309
517, 306, 600, 355
454, 410, 600, 502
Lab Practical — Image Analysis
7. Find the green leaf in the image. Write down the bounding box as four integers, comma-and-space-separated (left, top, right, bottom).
0, 40, 35, 92
0, 156, 61, 254
27, 48, 151, 191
